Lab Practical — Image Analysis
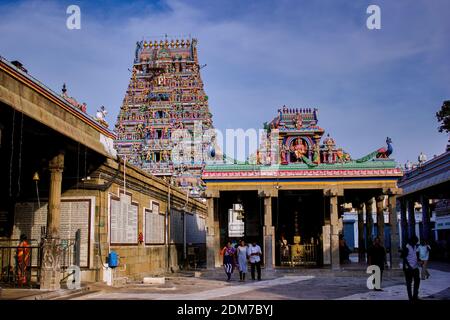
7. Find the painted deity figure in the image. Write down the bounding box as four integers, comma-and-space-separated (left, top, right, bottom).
95, 106, 108, 127
294, 113, 303, 130
292, 139, 307, 162
313, 143, 321, 164
135, 41, 143, 63
280, 143, 289, 164
256, 150, 262, 165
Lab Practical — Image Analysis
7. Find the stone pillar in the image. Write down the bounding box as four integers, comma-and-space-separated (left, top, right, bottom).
40, 152, 64, 290
400, 198, 408, 247
375, 196, 385, 245
388, 194, 401, 269
407, 199, 416, 238
263, 196, 275, 270
365, 198, 374, 248
206, 197, 220, 269
329, 194, 340, 270
322, 224, 331, 265
356, 202, 365, 264
421, 196, 430, 241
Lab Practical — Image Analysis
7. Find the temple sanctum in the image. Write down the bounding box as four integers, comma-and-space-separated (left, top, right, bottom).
202, 107, 403, 270
114, 38, 216, 197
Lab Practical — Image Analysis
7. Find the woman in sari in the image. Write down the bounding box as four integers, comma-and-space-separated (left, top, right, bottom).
17, 234, 30, 286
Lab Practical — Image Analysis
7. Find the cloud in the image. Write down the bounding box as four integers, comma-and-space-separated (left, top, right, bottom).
0, 0, 449, 163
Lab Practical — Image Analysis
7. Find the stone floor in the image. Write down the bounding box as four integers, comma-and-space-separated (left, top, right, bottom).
1, 262, 449, 300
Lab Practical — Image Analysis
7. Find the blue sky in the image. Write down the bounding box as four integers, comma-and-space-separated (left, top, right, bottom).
0, 0, 449, 164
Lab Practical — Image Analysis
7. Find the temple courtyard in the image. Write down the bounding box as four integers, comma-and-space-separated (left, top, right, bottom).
1, 261, 449, 300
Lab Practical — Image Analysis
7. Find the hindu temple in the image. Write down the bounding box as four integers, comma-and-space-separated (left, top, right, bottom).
114, 37, 216, 196
202, 106, 403, 270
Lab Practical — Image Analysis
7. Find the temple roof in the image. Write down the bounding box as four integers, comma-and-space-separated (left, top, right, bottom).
205, 159, 399, 172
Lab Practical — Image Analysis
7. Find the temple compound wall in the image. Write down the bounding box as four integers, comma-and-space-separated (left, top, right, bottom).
0, 56, 206, 289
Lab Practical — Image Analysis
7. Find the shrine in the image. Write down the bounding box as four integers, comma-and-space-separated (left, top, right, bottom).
114, 38, 217, 197
202, 106, 403, 270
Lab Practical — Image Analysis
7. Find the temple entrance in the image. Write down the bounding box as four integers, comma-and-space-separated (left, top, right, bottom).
274, 190, 325, 266
218, 191, 263, 249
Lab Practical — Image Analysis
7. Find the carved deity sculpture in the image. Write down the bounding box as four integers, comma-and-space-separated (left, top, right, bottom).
293, 139, 307, 161
313, 143, 321, 164
295, 113, 303, 130
280, 144, 288, 164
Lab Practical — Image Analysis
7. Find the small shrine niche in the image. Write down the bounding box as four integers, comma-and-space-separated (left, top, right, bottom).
259, 106, 352, 166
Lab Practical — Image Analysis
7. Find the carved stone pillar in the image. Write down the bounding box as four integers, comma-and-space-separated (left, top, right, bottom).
40, 152, 64, 290
263, 196, 275, 270
329, 194, 340, 270
206, 196, 220, 269
365, 198, 374, 248
388, 194, 401, 269
400, 198, 408, 247
355, 202, 365, 264
407, 199, 416, 238
375, 196, 385, 245
421, 196, 430, 241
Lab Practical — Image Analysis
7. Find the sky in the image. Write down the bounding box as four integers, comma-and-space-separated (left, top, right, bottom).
0, 0, 449, 165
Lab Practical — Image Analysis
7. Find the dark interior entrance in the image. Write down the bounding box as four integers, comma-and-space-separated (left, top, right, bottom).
274, 190, 325, 266
218, 191, 262, 247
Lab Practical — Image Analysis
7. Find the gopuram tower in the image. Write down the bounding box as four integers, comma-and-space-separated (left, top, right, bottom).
114, 37, 217, 196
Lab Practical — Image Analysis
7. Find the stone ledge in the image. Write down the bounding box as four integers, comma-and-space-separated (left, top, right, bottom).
19, 286, 91, 300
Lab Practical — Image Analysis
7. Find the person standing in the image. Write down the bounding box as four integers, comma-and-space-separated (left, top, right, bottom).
237, 240, 248, 282
367, 237, 386, 290
402, 236, 421, 301
279, 234, 290, 265
16, 234, 30, 286
248, 241, 262, 281
417, 239, 431, 280
221, 241, 236, 281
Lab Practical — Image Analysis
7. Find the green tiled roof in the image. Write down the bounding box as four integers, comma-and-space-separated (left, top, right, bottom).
205, 159, 399, 172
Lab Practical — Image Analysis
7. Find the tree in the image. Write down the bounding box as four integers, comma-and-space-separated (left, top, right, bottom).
436, 100, 450, 133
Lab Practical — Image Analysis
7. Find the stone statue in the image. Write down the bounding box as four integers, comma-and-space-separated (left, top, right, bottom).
418, 152, 427, 166
313, 143, 320, 164
95, 106, 109, 127
135, 40, 143, 63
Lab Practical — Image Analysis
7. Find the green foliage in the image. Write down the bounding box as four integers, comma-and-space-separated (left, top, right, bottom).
436, 100, 450, 133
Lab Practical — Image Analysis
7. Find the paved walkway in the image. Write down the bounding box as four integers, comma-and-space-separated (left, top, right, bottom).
2, 262, 449, 300
74, 276, 314, 300
338, 268, 450, 300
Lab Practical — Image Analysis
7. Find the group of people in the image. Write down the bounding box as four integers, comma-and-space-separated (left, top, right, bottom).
221, 240, 262, 282
367, 235, 431, 301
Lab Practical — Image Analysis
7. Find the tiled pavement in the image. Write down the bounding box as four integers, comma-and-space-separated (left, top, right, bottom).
1, 262, 449, 300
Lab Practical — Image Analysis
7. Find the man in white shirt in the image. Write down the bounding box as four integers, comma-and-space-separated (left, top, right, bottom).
247, 241, 262, 280
402, 236, 421, 301
417, 240, 431, 280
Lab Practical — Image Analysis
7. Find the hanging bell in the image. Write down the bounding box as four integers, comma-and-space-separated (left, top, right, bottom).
32, 172, 40, 181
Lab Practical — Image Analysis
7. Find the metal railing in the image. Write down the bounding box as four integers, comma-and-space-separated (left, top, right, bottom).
279, 244, 318, 266
0, 240, 42, 288
0, 232, 81, 288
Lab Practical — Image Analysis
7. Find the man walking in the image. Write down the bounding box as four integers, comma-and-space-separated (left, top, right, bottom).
248, 241, 262, 281
402, 236, 421, 301
417, 239, 431, 280
367, 237, 386, 291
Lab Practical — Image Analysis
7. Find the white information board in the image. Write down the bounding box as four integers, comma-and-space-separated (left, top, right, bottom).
110, 194, 138, 245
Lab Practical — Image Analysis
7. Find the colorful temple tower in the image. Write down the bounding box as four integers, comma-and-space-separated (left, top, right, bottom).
114, 38, 215, 196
